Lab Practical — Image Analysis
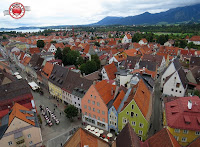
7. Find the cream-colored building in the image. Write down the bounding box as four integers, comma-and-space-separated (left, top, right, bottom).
0, 103, 42, 147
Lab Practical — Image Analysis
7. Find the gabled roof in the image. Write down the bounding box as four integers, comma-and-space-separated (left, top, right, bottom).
124, 56, 141, 69
126, 34, 132, 39
142, 54, 163, 67
190, 36, 200, 41
124, 49, 139, 57
95, 80, 116, 105
113, 89, 126, 110
188, 136, 200, 147
54, 43, 65, 49
104, 62, 118, 80
49, 64, 69, 88
41, 62, 54, 79
29, 53, 44, 68
0, 79, 32, 103
139, 61, 157, 72
9, 103, 35, 126
140, 38, 148, 43
165, 96, 200, 131
116, 122, 141, 147
63, 128, 109, 147
20, 56, 31, 66
190, 66, 200, 84
190, 57, 200, 67
62, 70, 93, 94
144, 128, 181, 147
29, 47, 40, 55
133, 79, 151, 119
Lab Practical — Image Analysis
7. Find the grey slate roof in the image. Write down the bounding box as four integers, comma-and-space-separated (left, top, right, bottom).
49, 64, 69, 88
116, 123, 141, 147
0, 114, 9, 139
29, 53, 44, 68
124, 56, 140, 69
142, 54, 163, 67
190, 57, 200, 67
0, 79, 31, 102
63, 70, 93, 96
139, 61, 157, 71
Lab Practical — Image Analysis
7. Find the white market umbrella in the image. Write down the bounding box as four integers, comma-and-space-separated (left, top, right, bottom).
90, 127, 95, 131
85, 127, 88, 130
104, 138, 108, 142
99, 130, 104, 134
107, 133, 113, 138
94, 128, 99, 133
96, 133, 100, 137
86, 125, 91, 129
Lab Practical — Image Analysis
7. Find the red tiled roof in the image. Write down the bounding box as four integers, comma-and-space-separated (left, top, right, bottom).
134, 79, 151, 117
104, 62, 117, 80
9, 103, 35, 126
21, 56, 31, 66
41, 62, 54, 79
188, 137, 200, 147
180, 49, 195, 56
158, 46, 179, 56
113, 90, 125, 110
54, 43, 65, 49
190, 36, 200, 41
95, 80, 116, 105
141, 38, 148, 43
165, 96, 200, 131
124, 49, 140, 56
126, 34, 132, 39
29, 47, 40, 55
144, 128, 181, 147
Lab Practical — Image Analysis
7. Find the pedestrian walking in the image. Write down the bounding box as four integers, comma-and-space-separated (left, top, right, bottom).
60, 112, 61, 116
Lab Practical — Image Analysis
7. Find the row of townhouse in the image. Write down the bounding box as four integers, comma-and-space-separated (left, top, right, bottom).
48, 64, 93, 112
81, 77, 153, 141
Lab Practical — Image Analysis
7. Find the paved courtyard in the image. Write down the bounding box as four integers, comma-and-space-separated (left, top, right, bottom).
10, 64, 82, 146
32, 87, 82, 146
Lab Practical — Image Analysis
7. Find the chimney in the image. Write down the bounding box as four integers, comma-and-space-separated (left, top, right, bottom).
111, 87, 114, 96
188, 100, 192, 110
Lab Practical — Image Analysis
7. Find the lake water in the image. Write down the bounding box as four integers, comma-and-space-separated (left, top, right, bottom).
0, 29, 45, 33
0, 28, 70, 33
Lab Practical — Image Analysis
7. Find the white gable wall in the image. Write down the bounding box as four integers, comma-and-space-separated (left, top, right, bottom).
161, 62, 176, 88
163, 71, 186, 97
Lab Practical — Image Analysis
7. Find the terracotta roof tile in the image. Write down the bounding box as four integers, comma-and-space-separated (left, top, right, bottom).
95, 80, 116, 104
134, 79, 151, 117
104, 62, 118, 80
9, 103, 35, 126
41, 62, 54, 79
190, 36, 200, 41
145, 128, 181, 147
113, 90, 125, 110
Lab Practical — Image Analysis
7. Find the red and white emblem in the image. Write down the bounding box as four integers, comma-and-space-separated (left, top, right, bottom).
9, 2, 25, 19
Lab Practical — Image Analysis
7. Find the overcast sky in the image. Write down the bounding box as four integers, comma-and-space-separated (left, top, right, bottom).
0, 0, 199, 28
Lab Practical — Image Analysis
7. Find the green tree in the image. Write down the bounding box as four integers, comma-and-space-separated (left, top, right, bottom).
63, 47, 71, 56
193, 90, 200, 98
55, 48, 62, 60
94, 42, 100, 47
91, 54, 101, 69
37, 40, 45, 48
118, 40, 122, 43
66, 50, 80, 65
2, 36, 7, 40
51, 40, 57, 43
64, 105, 78, 121
80, 63, 87, 74
157, 35, 167, 45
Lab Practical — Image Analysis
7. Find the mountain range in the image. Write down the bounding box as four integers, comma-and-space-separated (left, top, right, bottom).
94, 4, 200, 25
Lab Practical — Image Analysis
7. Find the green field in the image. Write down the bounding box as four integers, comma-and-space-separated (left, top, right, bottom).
152, 32, 193, 36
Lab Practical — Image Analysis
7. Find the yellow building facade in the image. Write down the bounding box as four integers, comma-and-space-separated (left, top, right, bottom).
167, 126, 200, 146
48, 81, 62, 101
